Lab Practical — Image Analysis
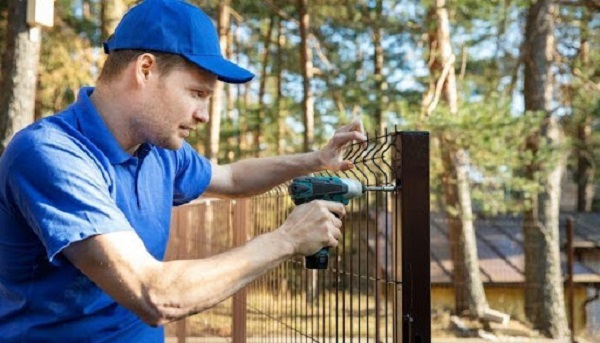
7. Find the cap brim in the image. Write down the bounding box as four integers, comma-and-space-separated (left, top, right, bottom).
184, 54, 254, 84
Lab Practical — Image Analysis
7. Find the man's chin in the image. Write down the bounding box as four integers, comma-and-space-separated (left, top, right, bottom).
156, 139, 184, 151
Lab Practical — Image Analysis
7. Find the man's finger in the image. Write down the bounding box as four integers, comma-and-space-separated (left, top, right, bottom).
337, 118, 365, 134
317, 200, 346, 218
330, 214, 342, 228
332, 131, 367, 145
352, 118, 365, 134
332, 228, 342, 241
338, 160, 355, 171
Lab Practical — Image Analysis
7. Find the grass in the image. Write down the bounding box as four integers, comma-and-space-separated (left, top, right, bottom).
166, 289, 399, 340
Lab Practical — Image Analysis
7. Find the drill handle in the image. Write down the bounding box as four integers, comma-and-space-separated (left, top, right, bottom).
305, 212, 339, 270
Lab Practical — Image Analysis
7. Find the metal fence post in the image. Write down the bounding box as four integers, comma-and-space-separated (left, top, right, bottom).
393, 131, 431, 343
232, 199, 249, 343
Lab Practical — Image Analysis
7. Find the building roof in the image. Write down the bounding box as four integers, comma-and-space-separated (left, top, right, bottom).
430, 212, 600, 285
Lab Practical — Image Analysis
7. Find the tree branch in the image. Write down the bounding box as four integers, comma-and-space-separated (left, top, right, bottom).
556, 0, 600, 10
426, 54, 456, 116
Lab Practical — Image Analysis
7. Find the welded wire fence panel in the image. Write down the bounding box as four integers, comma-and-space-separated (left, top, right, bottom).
244, 130, 430, 343
164, 131, 430, 343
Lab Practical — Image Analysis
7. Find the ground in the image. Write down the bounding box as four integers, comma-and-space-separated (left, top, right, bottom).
165, 310, 596, 342
164, 298, 598, 342
432, 309, 597, 343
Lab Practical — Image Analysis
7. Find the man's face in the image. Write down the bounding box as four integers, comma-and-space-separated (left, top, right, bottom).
135, 64, 217, 150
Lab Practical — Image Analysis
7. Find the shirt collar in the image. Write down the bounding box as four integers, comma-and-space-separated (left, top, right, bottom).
74, 87, 135, 164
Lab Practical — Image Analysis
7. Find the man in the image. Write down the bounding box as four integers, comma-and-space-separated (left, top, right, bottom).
0, 0, 365, 342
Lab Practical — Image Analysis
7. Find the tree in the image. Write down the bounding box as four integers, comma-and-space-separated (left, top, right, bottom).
100, 0, 126, 41
34, 0, 97, 120
206, 0, 230, 163
522, 0, 569, 337
571, 9, 597, 212
254, 15, 275, 158
297, 0, 314, 152
0, 2, 7, 67
274, 17, 287, 155
423, 0, 489, 319
0, 0, 43, 154
372, 0, 386, 135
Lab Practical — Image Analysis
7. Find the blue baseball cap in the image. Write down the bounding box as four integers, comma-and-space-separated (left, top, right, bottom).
103, 0, 254, 84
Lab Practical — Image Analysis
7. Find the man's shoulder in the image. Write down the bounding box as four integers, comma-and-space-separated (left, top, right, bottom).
1, 111, 97, 177
5, 116, 79, 158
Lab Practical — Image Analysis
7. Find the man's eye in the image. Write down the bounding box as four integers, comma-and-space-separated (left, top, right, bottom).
192, 90, 205, 98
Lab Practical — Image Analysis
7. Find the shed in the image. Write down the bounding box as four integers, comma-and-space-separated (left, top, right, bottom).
430, 212, 600, 335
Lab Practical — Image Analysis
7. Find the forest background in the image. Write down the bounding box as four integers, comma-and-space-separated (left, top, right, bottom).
1, 0, 599, 340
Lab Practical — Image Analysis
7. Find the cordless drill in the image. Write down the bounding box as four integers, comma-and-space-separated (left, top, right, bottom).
288, 176, 394, 269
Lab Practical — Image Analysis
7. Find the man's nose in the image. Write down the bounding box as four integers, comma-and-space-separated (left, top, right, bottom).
194, 108, 209, 123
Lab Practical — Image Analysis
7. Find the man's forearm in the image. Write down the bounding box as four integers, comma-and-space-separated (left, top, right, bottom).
67, 230, 294, 327
147, 230, 294, 325
207, 120, 365, 198
225, 151, 324, 197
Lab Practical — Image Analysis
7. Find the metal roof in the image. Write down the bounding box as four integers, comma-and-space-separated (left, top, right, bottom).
430, 212, 600, 285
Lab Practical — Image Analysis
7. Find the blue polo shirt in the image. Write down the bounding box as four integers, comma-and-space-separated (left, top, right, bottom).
0, 87, 212, 342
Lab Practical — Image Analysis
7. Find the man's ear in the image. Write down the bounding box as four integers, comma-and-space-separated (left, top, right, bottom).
135, 53, 157, 83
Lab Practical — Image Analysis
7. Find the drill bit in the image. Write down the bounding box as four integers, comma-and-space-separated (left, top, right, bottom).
364, 185, 396, 192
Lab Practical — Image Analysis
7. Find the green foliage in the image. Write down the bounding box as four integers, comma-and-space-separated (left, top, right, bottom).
566, 91, 600, 180
1, 0, 597, 212
411, 99, 546, 215
57, 0, 102, 45
36, 0, 98, 117
558, 5, 600, 199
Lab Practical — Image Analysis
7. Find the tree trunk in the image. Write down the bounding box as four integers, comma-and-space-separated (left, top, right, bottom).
577, 117, 594, 212
372, 0, 386, 135
297, 0, 314, 152
275, 18, 286, 156
254, 15, 274, 158
225, 19, 237, 160
100, 0, 125, 41
206, 0, 230, 163
298, 3, 317, 301
426, 0, 488, 318
522, 0, 569, 338
440, 143, 488, 317
575, 11, 594, 212
453, 149, 488, 317
0, 0, 42, 155
239, 82, 252, 157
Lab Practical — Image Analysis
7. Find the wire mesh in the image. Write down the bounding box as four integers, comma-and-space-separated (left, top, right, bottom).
243, 130, 400, 342
164, 130, 431, 342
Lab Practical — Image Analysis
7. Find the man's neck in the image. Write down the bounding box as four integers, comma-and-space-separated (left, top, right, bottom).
90, 84, 141, 155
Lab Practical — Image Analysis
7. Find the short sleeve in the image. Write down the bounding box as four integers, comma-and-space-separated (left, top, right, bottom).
172, 142, 212, 205
6, 132, 134, 264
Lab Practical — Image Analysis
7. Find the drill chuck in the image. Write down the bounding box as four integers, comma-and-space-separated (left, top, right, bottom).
341, 178, 364, 200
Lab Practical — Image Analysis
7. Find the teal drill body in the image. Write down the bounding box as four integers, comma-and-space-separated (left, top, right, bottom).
288, 176, 365, 269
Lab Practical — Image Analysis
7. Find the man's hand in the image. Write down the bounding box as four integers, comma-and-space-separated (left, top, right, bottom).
276, 200, 345, 256
318, 118, 367, 172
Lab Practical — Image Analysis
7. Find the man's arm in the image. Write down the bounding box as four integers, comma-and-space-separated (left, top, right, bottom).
62, 200, 345, 326
206, 120, 366, 198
